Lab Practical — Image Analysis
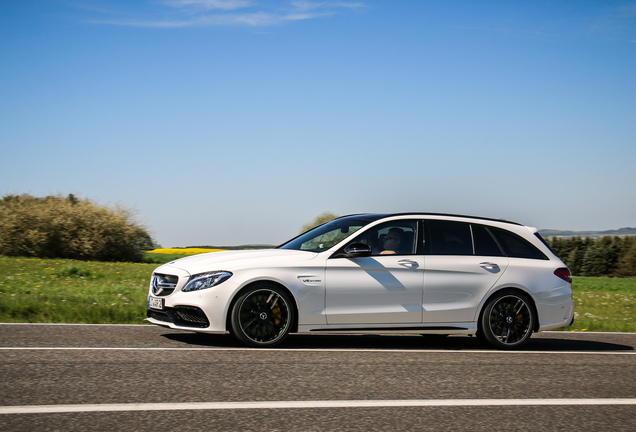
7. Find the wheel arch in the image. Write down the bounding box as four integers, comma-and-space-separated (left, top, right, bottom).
478, 287, 540, 333
225, 280, 299, 334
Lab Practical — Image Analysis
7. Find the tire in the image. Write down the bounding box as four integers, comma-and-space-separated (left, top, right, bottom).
478, 290, 535, 350
230, 284, 294, 347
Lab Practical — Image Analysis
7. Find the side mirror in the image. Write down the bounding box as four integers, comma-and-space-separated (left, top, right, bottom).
343, 243, 372, 258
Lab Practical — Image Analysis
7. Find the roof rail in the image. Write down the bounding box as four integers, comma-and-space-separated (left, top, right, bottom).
381, 212, 523, 226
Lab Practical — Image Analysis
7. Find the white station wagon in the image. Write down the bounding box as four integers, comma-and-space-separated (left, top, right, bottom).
146, 213, 574, 349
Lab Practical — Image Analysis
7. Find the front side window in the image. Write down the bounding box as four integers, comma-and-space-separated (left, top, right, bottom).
349, 220, 418, 255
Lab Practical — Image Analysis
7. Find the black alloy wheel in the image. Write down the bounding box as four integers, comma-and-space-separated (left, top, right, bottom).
230, 285, 294, 347
479, 290, 535, 349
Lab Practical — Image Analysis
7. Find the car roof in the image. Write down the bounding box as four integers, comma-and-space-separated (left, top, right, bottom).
344, 213, 524, 227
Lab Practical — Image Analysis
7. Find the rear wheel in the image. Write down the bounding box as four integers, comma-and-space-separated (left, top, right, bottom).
230, 284, 294, 347
478, 290, 534, 349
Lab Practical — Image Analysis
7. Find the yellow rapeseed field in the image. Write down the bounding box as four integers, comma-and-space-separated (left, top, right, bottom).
148, 248, 225, 255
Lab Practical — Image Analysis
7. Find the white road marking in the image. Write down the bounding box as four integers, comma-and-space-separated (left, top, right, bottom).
1, 323, 635, 336
0, 346, 634, 355
0, 323, 151, 327
1, 399, 635, 415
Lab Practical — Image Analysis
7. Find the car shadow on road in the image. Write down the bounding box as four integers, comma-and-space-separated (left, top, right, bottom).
161, 332, 634, 352
524, 335, 634, 352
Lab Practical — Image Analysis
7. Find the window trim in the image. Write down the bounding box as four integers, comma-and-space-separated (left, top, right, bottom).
422, 219, 547, 259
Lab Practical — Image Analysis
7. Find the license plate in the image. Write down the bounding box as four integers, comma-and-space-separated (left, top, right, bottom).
148, 296, 164, 310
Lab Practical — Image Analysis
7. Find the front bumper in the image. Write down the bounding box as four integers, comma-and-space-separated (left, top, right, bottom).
147, 305, 210, 329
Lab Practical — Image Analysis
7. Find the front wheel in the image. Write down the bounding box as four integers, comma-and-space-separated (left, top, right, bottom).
230, 284, 294, 347
478, 290, 535, 350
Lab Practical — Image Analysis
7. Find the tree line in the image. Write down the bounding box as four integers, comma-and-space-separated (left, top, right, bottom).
546, 235, 636, 277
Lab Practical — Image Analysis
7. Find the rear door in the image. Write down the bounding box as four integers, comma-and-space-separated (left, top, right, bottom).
422, 221, 509, 323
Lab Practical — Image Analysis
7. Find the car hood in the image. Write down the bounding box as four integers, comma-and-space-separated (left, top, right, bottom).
154, 249, 319, 276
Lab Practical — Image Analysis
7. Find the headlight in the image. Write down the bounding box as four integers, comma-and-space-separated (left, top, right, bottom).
182, 271, 232, 292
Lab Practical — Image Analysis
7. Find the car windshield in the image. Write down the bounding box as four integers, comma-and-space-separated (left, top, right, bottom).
279, 214, 385, 252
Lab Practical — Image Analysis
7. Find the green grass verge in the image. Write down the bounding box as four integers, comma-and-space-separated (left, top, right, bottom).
567, 276, 636, 332
0, 256, 156, 324
0, 256, 634, 331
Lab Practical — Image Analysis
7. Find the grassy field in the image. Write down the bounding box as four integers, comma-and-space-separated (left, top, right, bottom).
0, 255, 634, 331
0, 256, 156, 324
567, 276, 636, 332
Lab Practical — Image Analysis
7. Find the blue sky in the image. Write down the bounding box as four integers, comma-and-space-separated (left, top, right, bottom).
1, 0, 635, 247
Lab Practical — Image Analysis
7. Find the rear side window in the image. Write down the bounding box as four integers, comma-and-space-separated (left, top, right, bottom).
489, 227, 548, 260
426, 220, 473, 255
472, 224, 505, 256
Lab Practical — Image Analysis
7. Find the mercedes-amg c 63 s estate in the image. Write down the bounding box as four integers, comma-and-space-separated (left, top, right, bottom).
146, 213, 574, 349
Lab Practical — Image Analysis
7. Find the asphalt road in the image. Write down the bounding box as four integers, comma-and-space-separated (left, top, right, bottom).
1, 324, 635, 431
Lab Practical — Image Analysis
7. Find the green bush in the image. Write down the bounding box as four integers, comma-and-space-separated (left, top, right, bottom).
0, 194, 155, 262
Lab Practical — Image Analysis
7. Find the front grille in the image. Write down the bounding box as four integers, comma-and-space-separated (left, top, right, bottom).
151, 273, 178, 296
147, 306, 210, 328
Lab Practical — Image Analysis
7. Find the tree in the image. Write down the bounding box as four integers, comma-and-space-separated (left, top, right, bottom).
597, 236, 622, 275
566, 247, 586, 276
300, 212, 339, 233
0, 194, 155, 262
545, 235, 636, 277
614, 237, 636, 277
580, 246, 607, 276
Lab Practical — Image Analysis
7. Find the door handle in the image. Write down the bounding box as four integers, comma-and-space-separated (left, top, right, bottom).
398, 259, 419, 268
479, 262, 499, 271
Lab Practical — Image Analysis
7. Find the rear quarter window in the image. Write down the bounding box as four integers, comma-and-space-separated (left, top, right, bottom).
488, 227, 549, 260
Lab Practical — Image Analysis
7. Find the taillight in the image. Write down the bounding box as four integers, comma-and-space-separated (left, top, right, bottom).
554, 267, 572, 283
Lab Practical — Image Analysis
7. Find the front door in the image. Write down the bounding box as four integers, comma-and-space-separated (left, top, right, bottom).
325, 220, 424, 324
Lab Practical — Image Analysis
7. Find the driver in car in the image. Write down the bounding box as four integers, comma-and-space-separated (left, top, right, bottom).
380, 228, 404, 255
